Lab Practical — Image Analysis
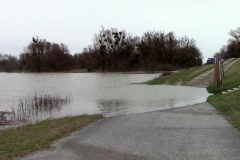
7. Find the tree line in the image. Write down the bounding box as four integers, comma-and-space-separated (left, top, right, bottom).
218, 27, 240, 58
0, 27, 204, 72
75, 27, 202, 72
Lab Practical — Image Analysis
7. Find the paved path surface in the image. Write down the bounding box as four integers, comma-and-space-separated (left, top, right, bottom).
21, 103, 240, 160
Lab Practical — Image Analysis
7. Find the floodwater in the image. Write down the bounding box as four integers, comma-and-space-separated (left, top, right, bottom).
0, 73, 211, 121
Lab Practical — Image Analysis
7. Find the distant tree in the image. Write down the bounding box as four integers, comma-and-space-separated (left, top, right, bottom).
122, 35, 140, 70
138, 31, 161, 72
73, 46, 100, 71
174, 36, 202, 67
138, 31, 202, 71
220, 27, 240, 58
19, 37, 73, 72
165, 32, 178, 63
219, 45, 228, 58
229, 27, 240, 43
93, 26, 135, 71
17, 28, 204, 72
0, 54, 19, 72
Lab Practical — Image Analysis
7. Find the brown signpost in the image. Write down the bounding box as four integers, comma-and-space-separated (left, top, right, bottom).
214, 54, 223, 90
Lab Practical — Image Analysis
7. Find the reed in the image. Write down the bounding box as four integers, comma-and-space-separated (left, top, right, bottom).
4, 93, 71, 125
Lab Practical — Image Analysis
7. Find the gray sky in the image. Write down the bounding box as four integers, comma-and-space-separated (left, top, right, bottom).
0, 0, 239, 62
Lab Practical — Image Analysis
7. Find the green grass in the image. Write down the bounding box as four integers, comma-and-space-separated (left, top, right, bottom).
0, 115, 103, 160
207, 59, 240, 130
147, 64, 213, 85
208, 91, 240, 129
207, 59, 240, 93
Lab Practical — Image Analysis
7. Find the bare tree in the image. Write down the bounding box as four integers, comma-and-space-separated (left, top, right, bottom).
19, 37, 72, 72
93, 26, 132, 71
229, 27, 240, 43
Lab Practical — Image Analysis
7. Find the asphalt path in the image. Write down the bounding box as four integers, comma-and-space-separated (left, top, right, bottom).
21, 102, 240, 160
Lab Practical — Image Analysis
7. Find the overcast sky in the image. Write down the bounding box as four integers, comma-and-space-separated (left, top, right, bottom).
0, 0, 239, 62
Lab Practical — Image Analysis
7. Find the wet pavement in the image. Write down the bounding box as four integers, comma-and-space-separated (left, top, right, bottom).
20, 103, 240, 160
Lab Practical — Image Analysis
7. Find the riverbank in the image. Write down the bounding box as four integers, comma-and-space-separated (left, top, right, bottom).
207, 59, 240, 129
8, 58, 240, 160
146, 58, 237, 87
20, 103, 240, 160
147, 58, 240, 130
1, 59, 239, 159
0, 115, 103, 160
146, 64, 214, 86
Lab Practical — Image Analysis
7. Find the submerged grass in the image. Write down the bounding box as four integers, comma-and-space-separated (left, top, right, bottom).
147, 64, 213, 85
2, 93, 72, 125
0, 114, 103, 160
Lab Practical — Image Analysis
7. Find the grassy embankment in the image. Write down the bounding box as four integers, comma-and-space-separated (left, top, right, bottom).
0, 115, 103, 160
147, 64, 214, 85
147, 59, 240, 130
207, 59, 240, 129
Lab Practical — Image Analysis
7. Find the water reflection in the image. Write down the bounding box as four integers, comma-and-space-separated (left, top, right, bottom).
97, 99, 128, 115
96, 85, 210, 117
0, 73, 211, 120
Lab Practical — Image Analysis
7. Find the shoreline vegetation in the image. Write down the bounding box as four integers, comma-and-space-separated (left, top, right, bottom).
0, 115, 103, 160
0, 61, 239, 160
0, 59, 239, 159
0, 93, 72, 126
147, 58, 240, 131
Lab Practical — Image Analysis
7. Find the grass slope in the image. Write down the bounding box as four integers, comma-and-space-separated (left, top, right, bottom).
147, 58, 240, 130
208, 59, 240, 130
207, 59, 240, 93
0, 115, 103, 160
208, 91, 240, 128
147, 64, 213, 85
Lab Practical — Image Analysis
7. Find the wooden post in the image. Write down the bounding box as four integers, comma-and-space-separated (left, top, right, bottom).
214, 54, 223, 91
219, 55, 223, 86
221, 55, 224, 79
214, 55, 218, 90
